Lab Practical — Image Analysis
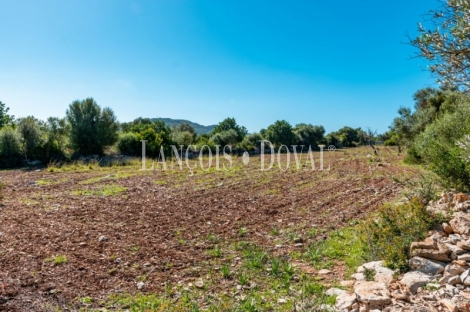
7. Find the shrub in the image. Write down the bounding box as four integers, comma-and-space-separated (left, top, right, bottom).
117, 132, 141, 156
0, 127, 23, 168
359, 199, 444, 272
412, 103, 470, 190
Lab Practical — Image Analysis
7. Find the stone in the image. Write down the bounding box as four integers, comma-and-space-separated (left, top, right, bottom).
460, 270, 470, 285
318, 269, 332, 275
293, 237, 303, 243
443, 223, 454, 235
453, 193, 469, 204
98, 235, 108, 242
449, 234, 462, 244
440, 298, 458, 312
326, 288, 347, 296
409, 257, 446, 275
448, 275, 462, 285
457, 241, 470, 251
410, 238, 438, 251
400, 271, 433, 294
136, 281, 144, 290
354, 281, 391, 309
352, 273, 366, 281
411, 249, 451, 262
340, 280, 356, 288
357, 261, 395, 285
445, 243, 466, 255
195, 280, 204, 288
450, 213, 470, 236
445, 264, 466, 276
335, 292, 357, 311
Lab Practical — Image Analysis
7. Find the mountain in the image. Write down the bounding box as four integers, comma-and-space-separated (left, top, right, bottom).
151, 118, 216, 135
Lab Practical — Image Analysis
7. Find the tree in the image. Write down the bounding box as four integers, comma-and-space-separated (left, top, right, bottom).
410, 0, 470, 91
212, 118, 247, 143
0, 101, 14, 128
17, 116, 44, 162
119, 118, 173, 157
265, 120, 296, 147
173, 122, 196, 146
210, 129, 239, 146
293, 124, 325, 148
0, 127, 22, 168
66, 98, 119, 155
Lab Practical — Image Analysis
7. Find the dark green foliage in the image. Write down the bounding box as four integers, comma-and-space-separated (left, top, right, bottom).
264, 120, 296, 147
120, 118, 173, 157
0, 127, 23, 168
212, 117, 247, 143
240, 132, 263, 151
413, 103, 470, 190
66, 98, 119, 155
293, 124, 325, 148
0, 101, 14, 129
117, 132, 141, 156
17, 116, 44, 161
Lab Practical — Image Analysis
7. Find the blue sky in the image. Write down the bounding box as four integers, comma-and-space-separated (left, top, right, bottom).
0, 0, 439, 133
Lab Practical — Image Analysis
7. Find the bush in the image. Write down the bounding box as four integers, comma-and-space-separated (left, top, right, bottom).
117, 132, 141, 156
360, 199, 444, 272
412, 103, 470, 190
0, 127, 23, 168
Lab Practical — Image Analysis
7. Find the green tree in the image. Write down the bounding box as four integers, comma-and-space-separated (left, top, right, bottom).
17, 116, 44, 162
293, 124, 325, 148
265, 120, 296, 147
119, 118, 173, 157
0, 126, 22, 168
0, 101, 14, 128
66, 98, 119, 155
410, 0, 470, 91
212, 118, 247, 143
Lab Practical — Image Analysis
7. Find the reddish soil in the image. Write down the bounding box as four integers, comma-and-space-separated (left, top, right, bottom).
0, 148, 416, 311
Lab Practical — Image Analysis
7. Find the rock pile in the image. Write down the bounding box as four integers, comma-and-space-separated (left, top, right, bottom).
328, 192, 470, 312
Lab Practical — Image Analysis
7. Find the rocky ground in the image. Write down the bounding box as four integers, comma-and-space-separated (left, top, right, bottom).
328, 192, 470, 312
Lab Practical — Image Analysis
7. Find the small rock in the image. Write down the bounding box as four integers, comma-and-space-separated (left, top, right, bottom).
440, 298, 458, 312
450, 213, 470, 236
294, 243, 303, 247
445, 264, 466, 276
354, 281, 391, 308
293, 237, 303, 243
136, 282, 144, 290
195, 280, 204, 288
457, 241, 470, 251
335, 292, 357, 311
443, 223, 454, 235
445, 243, 466, 255
326, 288, 347, 296
351, 273, 366, 281
340, 280, 356, 288
460, 269, 470, 285
277, 298, 287, 304
458, 253, 470, 261
98, 236, 108, 242
318, 269, 332, 275
448, 275, 462, 285
79, 242, 86, 246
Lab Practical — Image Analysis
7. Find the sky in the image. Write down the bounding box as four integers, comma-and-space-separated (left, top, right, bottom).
0, 0, 440, 134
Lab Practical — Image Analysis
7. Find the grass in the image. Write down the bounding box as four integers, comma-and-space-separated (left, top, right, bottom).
45, 254, 68, 265
304, 226, 365, 275
72, 184, 127, 196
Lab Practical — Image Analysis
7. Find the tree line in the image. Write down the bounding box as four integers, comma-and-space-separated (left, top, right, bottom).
0, 98, 378, 168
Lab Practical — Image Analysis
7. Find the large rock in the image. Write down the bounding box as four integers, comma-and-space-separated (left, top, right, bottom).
410, 238, 438, 251
357, 261, 395, 285
460, 269, 470, 286
411, 248, 451, 262
354, 281, 391, 309
409, 257, 446, 275
440, 298, 458, 312
457, 240, 470, 250
400, 271, 433, 294
335, 291, 357, 311
449, 212, 470, 235
445, 243, 466, 255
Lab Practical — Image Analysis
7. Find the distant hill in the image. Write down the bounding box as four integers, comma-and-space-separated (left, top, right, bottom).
151, 118, 216, 135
